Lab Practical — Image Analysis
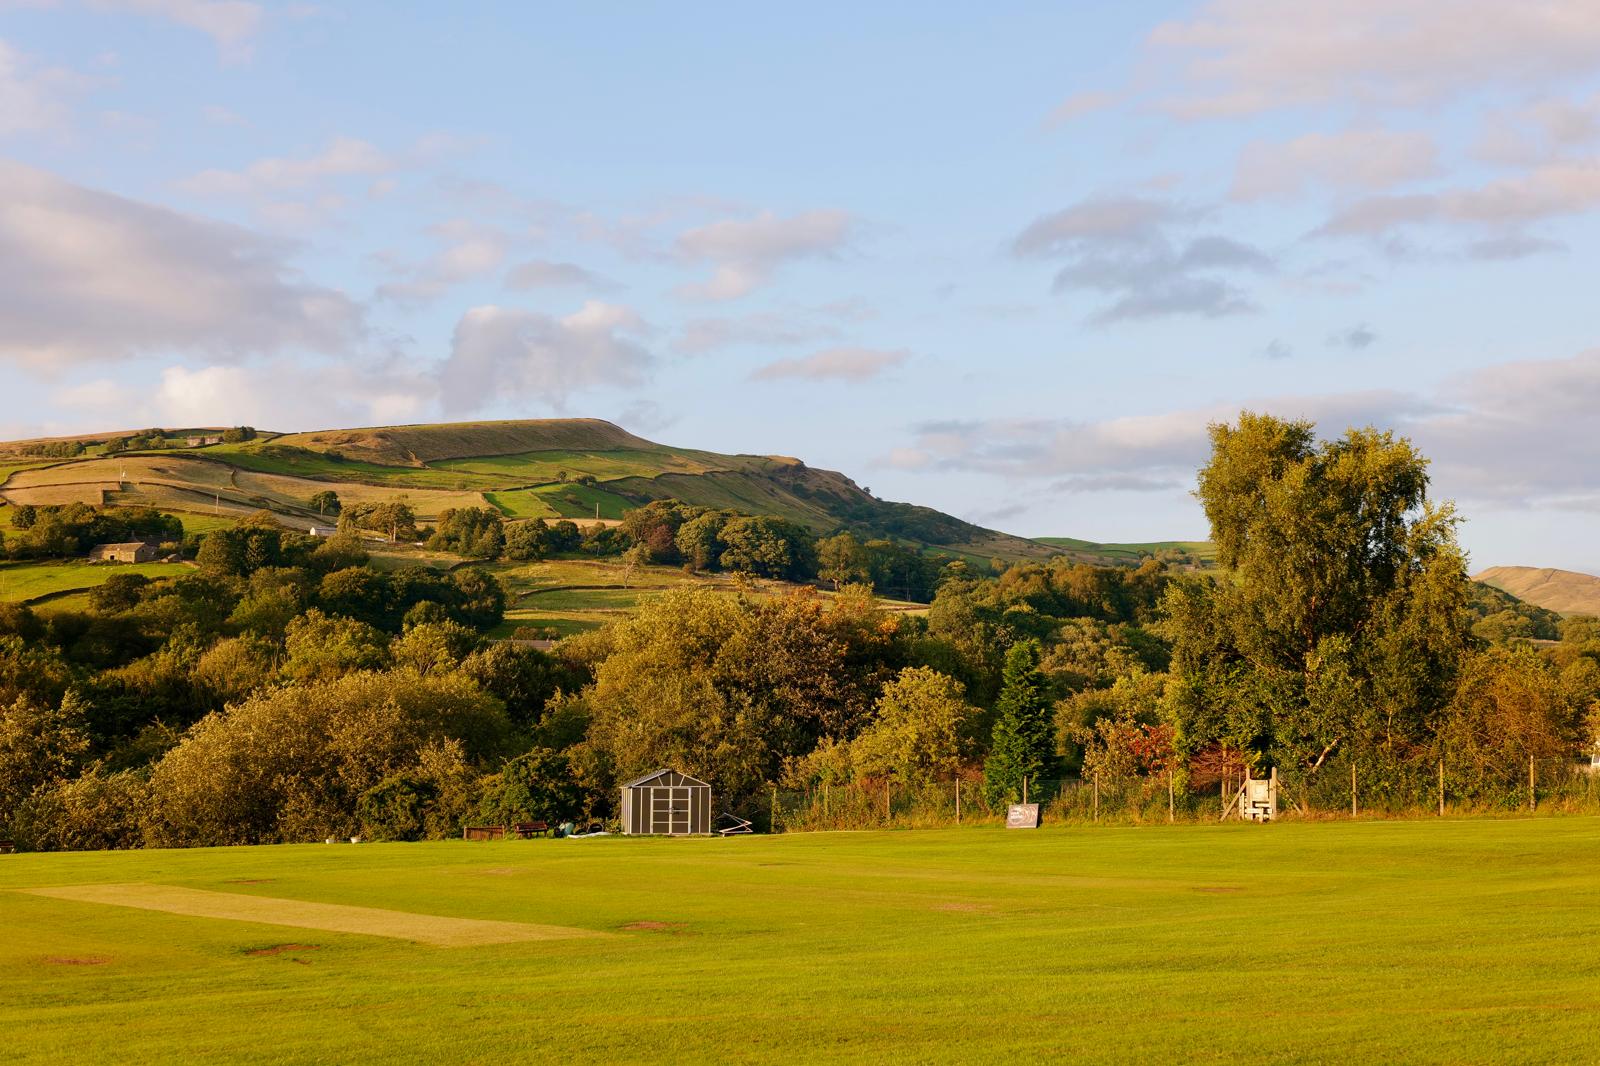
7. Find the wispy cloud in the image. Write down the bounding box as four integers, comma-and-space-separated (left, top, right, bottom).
750, 346, 907, 383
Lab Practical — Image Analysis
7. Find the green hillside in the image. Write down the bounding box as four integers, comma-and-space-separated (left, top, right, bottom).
0, 420, 1053, 561
1034, 536, 1217, 569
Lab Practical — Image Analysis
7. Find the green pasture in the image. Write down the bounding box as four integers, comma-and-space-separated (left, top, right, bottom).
433, 447, 726, 484
0, 560, 190, 603
3, 818, 1598, 1064
482, 488, 557, 518
1037, 536, 1218, 567
526, 481, 635, 519
205, 445, 496, 490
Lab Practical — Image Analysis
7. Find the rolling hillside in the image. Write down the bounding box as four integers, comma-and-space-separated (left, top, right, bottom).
1473, 566, 1600, 618
1034, 536, 1217, 569
0, 419, 1056, 562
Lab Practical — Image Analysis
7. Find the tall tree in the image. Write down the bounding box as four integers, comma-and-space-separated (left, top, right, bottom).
982, 639, 1054, 804
1164, 412, 1473, 789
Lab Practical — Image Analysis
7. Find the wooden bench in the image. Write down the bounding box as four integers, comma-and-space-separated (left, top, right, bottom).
462, 825, 506, 841
0, 839, 14, 854
511, 821, 551, 838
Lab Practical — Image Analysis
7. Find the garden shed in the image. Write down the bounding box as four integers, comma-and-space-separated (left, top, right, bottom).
620, 768, 713, 836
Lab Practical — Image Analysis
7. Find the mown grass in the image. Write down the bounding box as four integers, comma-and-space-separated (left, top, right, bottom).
0, 560, 190, 603
3, 819, 1599, 1064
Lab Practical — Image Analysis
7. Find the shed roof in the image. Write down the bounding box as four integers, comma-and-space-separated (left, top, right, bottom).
621, 768, 710, 789
93, 541, 154, 551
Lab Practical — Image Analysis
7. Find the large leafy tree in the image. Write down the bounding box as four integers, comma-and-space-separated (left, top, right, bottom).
1164, 412, 1474, 788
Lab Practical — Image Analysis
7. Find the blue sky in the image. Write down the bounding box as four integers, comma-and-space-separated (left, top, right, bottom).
5, 1, 1600, 571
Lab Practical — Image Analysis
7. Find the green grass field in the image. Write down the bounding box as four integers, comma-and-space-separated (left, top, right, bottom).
0, 560, 191, 603
2, 818, 1597, 1064
1036, 536, 1219, 567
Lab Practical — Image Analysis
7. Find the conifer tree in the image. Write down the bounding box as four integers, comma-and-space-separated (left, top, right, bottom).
983, 639, 1054, 805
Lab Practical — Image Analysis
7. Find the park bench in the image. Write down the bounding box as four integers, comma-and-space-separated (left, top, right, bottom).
0, 839, 14, 854
462, 825, 506, 841
511, 821, 551, 838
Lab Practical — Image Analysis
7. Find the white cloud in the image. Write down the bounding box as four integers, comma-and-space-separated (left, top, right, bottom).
0, 38, 91, 137
47, 357, 434, 431
377, 221, 509, 305
674, 209, 852, 301
750, 346, 907, 383
0, 160, 361, 366
1475, 97, 1600, 166
1150, 0, 1600, 117
1318, 161, 1600, 239
183, 136, 393, 196
890, 347, 1600, 513
1044, 90, 1117, 128
1232, 129, 1439, 200
438, 302, 652, 414
90, 0, 264, 60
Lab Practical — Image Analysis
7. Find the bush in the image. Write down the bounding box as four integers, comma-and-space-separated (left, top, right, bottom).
13, 768, 149, 851
474, 747, 585, 825
143, 670, 512, 846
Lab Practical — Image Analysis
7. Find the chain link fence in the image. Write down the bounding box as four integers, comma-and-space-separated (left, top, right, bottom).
762, 760, 1600, 833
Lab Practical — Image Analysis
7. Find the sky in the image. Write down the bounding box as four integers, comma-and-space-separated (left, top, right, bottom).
4, 2, 1600, 572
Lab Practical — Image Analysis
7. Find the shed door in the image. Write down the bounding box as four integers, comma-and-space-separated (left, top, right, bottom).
650, 786, 691, 834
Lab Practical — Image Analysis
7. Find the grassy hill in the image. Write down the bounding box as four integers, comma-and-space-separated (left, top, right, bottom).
4, 818, 1599, 1063
1034, 535, 1217, 569
1474, 565, 1600, 618
0, 420, 1055, 562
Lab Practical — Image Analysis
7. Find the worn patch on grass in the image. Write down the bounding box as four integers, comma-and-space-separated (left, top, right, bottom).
18, 884, 603, 948
245, 943, 320, 957
43, 955, 111, 966
621, 920, 690, 934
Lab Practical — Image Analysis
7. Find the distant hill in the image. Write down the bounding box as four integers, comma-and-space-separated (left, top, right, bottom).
1034, 536, 1217, 569
1473, 566, 1600, 618
0, 419, 1056, 563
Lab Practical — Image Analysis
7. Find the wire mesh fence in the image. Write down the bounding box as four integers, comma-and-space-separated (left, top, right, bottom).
763, 762, 1600, 833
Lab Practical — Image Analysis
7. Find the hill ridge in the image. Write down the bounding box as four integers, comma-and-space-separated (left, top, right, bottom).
1473, 565, 1600, 618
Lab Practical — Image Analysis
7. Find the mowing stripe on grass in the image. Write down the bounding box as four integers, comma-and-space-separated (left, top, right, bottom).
16, 883, 602, 947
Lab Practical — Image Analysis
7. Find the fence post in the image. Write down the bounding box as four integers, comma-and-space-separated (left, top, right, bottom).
1167, 769, 1174, 823
771, 787, 778, 833
1528, 752, 1536, 813
955, 776, 961, 825
1437, 758, 1444, 817
1022, 775, 1029, 805
1351, 760, 1357, 818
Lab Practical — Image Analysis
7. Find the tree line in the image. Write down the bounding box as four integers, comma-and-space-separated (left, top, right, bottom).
1, 413, 1597, 850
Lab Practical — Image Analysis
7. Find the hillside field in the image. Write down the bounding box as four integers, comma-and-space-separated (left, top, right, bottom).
1034, 536, 1218, 568
0, 560, 191, 604
0, 420, 1057, 560
3, 818, 1598, 1064
1475, 566, 1600, 618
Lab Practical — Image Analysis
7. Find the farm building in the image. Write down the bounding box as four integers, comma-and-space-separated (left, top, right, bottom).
620, 768, 713, 836
88, 541, 160, 564
185, 435, 222, 447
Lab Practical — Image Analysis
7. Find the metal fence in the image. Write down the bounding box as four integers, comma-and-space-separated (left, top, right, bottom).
764, 763, 1600, 833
